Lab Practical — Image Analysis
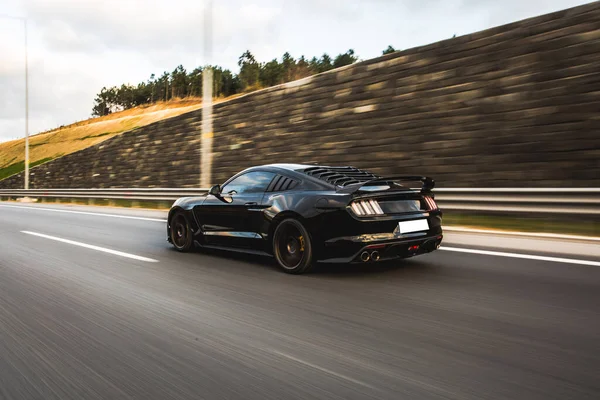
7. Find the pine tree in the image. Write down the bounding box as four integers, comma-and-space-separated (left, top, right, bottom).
91, 47, 366, 114
333, 49, 357, 68
382, 45, 397, 55
281, 52, 296, 82
238, 50, 260, 90
260, 59, 282, 86
319, 53, 333, 72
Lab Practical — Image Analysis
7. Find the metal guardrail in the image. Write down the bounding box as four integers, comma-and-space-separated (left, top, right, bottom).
0, 188, 206, 201
0, 188, 599, 215
433, 188, 600, 215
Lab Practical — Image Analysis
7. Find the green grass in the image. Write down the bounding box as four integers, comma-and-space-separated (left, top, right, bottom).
443, 212, 599, 237
0, 156, 58, 181
23, 198, 173, 210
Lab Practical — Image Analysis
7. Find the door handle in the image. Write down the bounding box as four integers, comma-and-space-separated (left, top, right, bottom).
244, 202, 258, 206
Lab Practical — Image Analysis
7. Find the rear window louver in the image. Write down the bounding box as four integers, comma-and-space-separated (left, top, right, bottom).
301, 166, 380, 187
268, 175, 299, 192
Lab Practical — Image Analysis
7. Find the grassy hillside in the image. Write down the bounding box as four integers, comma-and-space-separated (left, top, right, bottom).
0, 99, 210, 181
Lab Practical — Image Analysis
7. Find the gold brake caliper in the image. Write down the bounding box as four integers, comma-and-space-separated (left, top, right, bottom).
299, 236, 305, 252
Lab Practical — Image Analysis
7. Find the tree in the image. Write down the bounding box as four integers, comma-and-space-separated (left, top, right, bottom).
281, 52, 296, 82
92, 87, 111, 116
211, 66, 224, 97
153, 71, 170, 102
148, 74, 156, 103
220, 69, 239, 96
91, 47, 369, 115
318, 53, 333, 73
294, 55, 311, 80
170, 65, 188, 98
309, 56, 320, 72
333, 49, 358, 68
134, 82, 151, 105
187, 67, 203, 97
238, 50, 260, 90
260, 59, 282, 87
382, 45, 397, 55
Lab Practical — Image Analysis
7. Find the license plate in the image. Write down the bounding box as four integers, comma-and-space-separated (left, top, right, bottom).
398, 219, 429, 234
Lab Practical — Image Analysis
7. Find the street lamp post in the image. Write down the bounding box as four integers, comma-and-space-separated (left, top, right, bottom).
200, 0, 213, 188
24, 18, 29, 190
1, 14, 29, 190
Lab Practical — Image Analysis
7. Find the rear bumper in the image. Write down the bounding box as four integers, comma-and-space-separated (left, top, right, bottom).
316, 211, 443, 263
319, 231, 443, 263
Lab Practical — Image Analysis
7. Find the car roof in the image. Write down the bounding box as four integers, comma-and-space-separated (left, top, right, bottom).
260, 163, 318, 171
238, 163, 319, 175
226, 164, 333, 189
243, 164, 381, 188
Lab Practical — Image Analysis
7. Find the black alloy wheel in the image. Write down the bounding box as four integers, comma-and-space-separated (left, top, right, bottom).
273, 218, 314, 274
170, 212, 194, 252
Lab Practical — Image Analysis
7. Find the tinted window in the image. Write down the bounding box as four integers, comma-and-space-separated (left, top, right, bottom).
221, 171, 276, 194
268, 175, 300, 192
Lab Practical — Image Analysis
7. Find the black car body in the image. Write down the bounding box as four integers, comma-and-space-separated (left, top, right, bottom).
168, 164, 443, 273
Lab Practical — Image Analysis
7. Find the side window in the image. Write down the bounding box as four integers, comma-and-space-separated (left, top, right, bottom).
221, 171, 276, 194
267, 175, 300, 192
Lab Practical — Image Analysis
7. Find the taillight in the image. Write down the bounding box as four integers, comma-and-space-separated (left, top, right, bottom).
423, 196, 437, 210
350, 199, 384, 216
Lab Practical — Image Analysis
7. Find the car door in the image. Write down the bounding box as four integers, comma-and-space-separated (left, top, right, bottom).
194, 171, 276, 249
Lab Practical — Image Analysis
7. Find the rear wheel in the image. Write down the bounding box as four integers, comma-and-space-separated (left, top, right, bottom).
273, 218, 314, 274
170, 211, 194, 252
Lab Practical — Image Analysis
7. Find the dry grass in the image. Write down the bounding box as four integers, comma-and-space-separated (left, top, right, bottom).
0, 97, 233, 173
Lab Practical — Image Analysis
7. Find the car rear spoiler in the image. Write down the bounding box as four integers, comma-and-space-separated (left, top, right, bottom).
337, 176, 435, 194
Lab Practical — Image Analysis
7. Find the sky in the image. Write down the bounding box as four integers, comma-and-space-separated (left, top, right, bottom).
0, 0, 593, 143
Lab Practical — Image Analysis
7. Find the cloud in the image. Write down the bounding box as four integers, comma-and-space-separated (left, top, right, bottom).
0, 0, 593, 143
0, 0, 287, 143
38, 18, 103, 53
23, 0, 284, 66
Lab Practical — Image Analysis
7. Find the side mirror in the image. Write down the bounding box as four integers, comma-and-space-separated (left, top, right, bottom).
208, 185, 221, 196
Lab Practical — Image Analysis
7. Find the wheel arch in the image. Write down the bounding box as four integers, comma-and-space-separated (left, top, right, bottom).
167, 206, 185, 226
267, 211, 307, 253
269, 212, 317, 274
168, 206, 200, 234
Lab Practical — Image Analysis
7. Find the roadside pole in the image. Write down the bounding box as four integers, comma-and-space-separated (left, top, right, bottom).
200, 0, 213, 188
24, 18, 30, 191
1, 14, 29, 192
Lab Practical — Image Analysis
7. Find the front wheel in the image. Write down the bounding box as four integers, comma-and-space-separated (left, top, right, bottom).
170, 211, 194, 252
273, 218, 314, 274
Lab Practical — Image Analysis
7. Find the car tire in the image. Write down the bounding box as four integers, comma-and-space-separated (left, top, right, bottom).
170, 211, 194, 252
273, 218, 314, 274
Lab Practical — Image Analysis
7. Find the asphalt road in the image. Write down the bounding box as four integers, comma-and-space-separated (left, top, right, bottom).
0, 203, 599, 400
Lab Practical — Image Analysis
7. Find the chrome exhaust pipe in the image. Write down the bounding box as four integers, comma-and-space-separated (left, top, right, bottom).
360, 251, 370, 262
371, 251, 380, 261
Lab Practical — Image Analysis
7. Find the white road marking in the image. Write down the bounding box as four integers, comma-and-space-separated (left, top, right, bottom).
0, 204, 166, 222
4, 204, 598, 267
21, 231, 159, 263
441, 246, 600, 267
271, 350, 375, 389
444, 226, 600, 242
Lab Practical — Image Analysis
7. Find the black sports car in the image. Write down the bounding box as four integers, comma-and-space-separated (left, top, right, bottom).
168, 164, 443, 274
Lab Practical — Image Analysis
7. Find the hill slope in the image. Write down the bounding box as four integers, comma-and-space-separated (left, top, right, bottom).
0, 99, 206, 181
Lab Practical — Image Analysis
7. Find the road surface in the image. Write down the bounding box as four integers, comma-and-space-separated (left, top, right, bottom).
0, 202, 598, 400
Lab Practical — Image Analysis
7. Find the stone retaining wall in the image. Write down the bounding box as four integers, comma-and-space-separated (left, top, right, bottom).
1, 1, 599, 189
